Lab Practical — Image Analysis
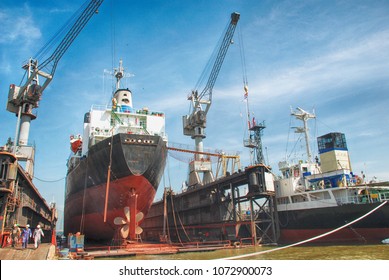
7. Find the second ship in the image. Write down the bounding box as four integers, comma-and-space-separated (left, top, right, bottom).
64, 60, 167, 241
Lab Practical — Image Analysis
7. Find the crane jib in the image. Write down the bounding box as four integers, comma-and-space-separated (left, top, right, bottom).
231, 12, 240, 25
198, 12, 240, 101
39, 0, 105, 76
183, 11, 240, 150
6, 0, 104, 153
182, 11, 241, 186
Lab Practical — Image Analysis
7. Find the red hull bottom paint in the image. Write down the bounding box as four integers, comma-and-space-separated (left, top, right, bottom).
278, 228, 389, 245
64, 175, 156, 241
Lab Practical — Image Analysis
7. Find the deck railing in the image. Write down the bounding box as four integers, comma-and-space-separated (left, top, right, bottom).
336, 191, 389, 205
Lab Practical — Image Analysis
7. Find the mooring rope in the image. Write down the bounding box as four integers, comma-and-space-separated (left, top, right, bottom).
219, 200, 388, 260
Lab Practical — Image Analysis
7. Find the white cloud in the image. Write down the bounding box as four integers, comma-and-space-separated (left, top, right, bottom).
244, 29, 389, 105
0, 10, 41, 45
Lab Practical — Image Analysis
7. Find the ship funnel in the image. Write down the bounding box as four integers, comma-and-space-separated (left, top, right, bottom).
113, 89, 133, 113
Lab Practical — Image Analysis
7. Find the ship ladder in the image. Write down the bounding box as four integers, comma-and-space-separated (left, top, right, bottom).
6, 195, 18, 213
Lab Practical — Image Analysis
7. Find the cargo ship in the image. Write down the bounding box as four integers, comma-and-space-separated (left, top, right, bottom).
275, 108, 389, 244
64, 60, 167, 242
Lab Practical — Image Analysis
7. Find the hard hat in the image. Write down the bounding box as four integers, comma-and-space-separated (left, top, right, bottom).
37, 225, 41, 228
26, 224, 30, 227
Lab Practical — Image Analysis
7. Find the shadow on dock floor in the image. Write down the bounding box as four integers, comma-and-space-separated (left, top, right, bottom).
0, 244, 56, 260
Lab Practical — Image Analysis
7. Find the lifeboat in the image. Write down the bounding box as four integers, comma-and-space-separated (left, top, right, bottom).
70, 135, 82, 154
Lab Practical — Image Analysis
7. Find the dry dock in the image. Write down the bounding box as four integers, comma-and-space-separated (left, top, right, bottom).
0, 242, 238, 260
84, 242, 236, 259
0, 243, 56, 260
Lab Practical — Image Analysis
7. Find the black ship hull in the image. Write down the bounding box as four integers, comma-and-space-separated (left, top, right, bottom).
278, 202, 389, 244
64, 133, 167, 241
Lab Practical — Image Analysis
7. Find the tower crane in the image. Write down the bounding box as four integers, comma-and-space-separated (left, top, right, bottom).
5, 0, 103, 177
182, 12, 240, 186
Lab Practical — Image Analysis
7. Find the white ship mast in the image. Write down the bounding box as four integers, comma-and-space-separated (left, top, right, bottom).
114, 59, 125, 90
291, 107, 315, 163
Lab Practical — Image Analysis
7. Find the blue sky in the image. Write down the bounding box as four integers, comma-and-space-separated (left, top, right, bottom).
1, 0, 389, 230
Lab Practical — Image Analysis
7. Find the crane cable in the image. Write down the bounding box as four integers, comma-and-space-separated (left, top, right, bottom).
194, 22, 228, 98
238, 24, 248, 89
110, 0, 117, 89
34, 1, 89, 64
237, 24, 251, 143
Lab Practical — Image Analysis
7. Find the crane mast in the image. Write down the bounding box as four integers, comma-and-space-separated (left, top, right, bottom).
182, 12, 240, 187
5, 0, 103, 177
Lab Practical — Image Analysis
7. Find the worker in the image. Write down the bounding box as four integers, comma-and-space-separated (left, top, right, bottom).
10, 224, 21, 248
33, 225, 45, 249
21, 224, 32, 249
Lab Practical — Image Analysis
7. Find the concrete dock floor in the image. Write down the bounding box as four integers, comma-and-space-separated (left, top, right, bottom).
0, 243, 56, 260
84, 242, 234, 259
1, 242, 236, 260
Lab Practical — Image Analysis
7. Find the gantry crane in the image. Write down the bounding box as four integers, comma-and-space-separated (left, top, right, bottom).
182, 12, 240, 186
5, 0, 104, 176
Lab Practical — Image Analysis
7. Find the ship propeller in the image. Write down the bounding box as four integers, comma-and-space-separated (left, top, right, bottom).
114, 206, 144, 239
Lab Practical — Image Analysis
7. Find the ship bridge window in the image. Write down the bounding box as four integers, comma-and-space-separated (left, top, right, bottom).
310, 190, 331, 201
282, 170, 291, 178
291, 194, 307, 203
318, 132, 347, 153
277, 197, 290, 205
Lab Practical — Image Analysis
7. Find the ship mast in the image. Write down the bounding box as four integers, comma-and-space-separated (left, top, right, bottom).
114, 59, 125, 90
291, 107, 315, 163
